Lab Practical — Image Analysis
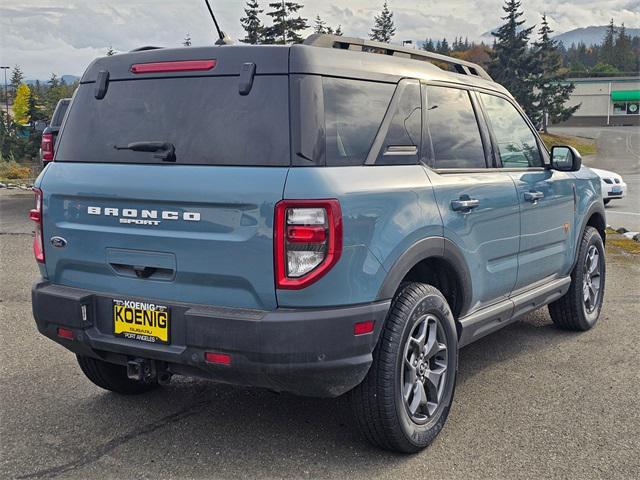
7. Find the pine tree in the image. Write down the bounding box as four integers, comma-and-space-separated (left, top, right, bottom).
263, 2, 308, 45
439, 38, 450, 54
488, 0, 537, 117
9, 66, 24, 99
240, 0, 264, 44
599, 19, 616, 67
531, 14, 579, 132
13, 84, 31, 125
333, 25, 343, 36
183, 34, 192, 47
314, 15, 327, 34
614, 24, 634, 72
106, 46, 115, 56
369, 1, 395, 43
422, 38, 435, 52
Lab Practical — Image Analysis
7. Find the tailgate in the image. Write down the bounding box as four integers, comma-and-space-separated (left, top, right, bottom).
40, 162, 287, 310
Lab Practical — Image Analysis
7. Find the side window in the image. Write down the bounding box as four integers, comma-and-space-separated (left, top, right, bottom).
425, 86, 487, 169
480, 93, 543, 168
323, 78, 395, 166
376, 80, 422, 165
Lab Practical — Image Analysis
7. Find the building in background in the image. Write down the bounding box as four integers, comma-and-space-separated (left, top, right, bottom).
556, 76, 640, 126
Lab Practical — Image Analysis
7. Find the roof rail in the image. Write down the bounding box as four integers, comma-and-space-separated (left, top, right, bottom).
129, 46, 164, 52
303, 34, 493, 82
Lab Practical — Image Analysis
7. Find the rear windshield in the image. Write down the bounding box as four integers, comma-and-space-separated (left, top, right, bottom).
55, 76, 290, 166
51, 100, 70, 127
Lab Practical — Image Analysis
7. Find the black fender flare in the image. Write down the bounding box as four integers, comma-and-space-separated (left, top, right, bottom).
571, 200, 606, 271
376, 236, 473, 316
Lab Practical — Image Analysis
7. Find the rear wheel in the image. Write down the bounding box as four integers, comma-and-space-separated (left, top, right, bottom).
77, 355, 159, 395
549, 226, 605, 331
351, 283, 458, 453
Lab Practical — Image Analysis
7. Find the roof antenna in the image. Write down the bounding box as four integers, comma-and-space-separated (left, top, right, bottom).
204, 0, 233, 45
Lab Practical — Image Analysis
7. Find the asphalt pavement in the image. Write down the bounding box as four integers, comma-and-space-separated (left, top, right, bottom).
1, 183, 640, 479
550, 126, 640, 232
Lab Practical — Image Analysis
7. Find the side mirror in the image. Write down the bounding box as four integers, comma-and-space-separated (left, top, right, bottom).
550, 145, 582, 172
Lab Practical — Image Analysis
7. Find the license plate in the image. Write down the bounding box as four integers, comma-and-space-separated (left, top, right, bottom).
113, 299, 170, 344
611, 187, 621, 193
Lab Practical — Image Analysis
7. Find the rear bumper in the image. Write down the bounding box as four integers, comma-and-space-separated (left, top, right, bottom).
32, 280, 390, 397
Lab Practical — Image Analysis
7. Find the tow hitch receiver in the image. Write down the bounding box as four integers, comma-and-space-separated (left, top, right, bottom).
126, 358, 172, 384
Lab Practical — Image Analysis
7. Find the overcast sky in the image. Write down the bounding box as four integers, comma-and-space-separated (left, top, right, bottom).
1, 0, 639, 79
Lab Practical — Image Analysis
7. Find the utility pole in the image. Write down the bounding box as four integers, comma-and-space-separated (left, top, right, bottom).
1, 66, 9, 125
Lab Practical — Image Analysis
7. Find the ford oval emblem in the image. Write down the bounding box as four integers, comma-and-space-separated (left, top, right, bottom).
50, 236, 67, 248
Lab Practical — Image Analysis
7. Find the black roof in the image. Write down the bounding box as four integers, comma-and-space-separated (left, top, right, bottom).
80, 34, 508, 97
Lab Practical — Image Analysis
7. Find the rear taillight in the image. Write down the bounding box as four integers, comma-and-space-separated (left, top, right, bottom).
274, 199, 342, 289
41, 132, 54, 162
30, 187, 44, 263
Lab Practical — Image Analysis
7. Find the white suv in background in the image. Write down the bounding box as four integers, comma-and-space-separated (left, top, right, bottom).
590, 167, 628, 205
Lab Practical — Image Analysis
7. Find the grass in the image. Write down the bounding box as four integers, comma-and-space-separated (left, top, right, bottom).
540, 132, 598, 156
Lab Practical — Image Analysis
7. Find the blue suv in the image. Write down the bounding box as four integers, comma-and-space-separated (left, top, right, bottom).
31, 34, 606, 453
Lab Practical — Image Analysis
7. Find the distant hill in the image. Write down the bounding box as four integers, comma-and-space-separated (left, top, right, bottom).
481, 25, 640, 47
554, 26, 640, 47
24, 75, 80, 86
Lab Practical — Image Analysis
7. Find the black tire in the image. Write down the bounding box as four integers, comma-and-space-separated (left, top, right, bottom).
549, 226, 605, 331
603, 199, 611, 206
76, 355, 159, 395
351, 283, 458, 453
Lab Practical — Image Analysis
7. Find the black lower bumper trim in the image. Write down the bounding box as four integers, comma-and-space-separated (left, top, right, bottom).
32, 280, 390, 397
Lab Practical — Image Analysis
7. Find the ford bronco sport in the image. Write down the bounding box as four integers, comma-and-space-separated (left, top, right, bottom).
31, 34, 606, 453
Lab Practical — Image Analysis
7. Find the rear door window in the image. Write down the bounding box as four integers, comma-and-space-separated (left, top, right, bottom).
425, 86, 487, 169
55, 76, 290, 166
479, 93, 543, 168
323, 78, 394, 166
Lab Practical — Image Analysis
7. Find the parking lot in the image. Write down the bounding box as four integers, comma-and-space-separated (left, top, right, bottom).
1, 126, 639, 479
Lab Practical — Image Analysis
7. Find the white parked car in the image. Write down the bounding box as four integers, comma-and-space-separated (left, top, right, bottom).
589, 167, 627, 205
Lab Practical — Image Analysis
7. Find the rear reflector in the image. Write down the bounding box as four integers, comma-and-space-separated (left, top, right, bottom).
354, 321, 375, 336
205, 352, 232, 365
57, 327, 74, 340
130, 60, 216, 74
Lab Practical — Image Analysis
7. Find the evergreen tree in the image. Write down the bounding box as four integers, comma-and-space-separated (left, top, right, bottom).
599, 19, 616, 66
333, 25, 343, 36
422, 38, 435, 52
263, 2, 308, 45
9, 66, 24, 99
13, 84, 31, 125
183, 34, 192, 47
369, 1, 395, 43
439, 38, 450, 54
314, 15, 327, 34
106, 46, 115, 56
614, 24, 634, 72
27, 84, 45, 123
488, 0, 537, 117
240, 0, 264, 44
531, 14, 579, 132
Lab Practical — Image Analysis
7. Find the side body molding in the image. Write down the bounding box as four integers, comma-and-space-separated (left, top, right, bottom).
376, 236, 473, 317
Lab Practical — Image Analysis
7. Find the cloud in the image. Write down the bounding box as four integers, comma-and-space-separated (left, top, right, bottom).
0, 0, 638, 79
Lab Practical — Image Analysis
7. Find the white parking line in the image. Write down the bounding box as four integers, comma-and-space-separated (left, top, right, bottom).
606, 211, 640, 216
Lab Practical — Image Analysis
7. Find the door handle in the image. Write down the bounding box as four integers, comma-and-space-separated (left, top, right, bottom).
524, 191, 544, 203
451, 197, 480, 212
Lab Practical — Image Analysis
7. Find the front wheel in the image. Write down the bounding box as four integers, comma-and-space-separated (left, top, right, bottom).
351, 283, 458, 453
549, 226, 605, 331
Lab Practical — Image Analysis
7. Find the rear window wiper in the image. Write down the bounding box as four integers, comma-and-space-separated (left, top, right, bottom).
114, 141, 176, 162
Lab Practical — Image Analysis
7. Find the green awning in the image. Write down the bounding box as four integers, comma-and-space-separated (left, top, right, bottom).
611, 90, 640, 102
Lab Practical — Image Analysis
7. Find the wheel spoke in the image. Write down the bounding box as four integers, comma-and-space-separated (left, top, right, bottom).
407, 382, 422, 415
409, 319, 428, 350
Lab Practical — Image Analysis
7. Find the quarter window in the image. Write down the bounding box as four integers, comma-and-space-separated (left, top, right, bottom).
480, 93, 543, 168
425, 86, 486, 169
323, 78, 395, 166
